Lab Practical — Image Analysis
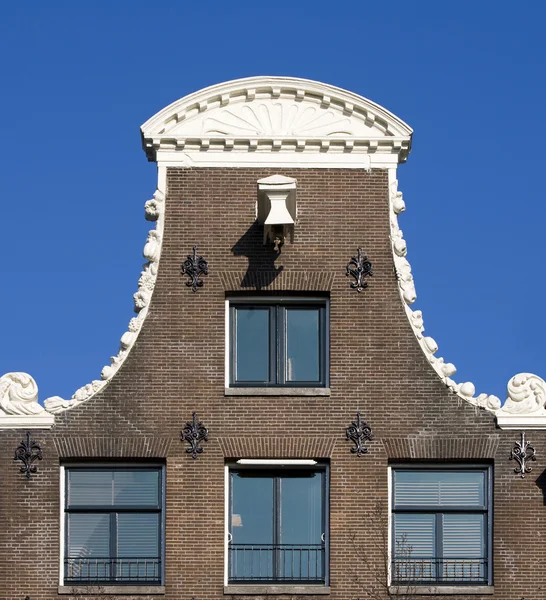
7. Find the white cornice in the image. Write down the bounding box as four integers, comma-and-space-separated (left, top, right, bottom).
141, 76, 413, 167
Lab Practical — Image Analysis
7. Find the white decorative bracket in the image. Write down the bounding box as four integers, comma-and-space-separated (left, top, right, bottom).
257, 175, 297, 248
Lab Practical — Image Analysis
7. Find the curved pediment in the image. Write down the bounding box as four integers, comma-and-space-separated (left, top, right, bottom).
141, 76, 413, 166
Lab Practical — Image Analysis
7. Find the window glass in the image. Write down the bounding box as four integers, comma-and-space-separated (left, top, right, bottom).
234, 307, 270, 382
229, 467, 327, 584
65, 466, 162, 586
68, 513, 110, 557
391, 468, 490, 586
280, 473, 323, 544
285, 308, 320, 382
231, 473, 274, 545
394, 470, 485, 507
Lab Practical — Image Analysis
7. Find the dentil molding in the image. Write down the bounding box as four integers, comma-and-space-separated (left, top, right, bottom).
140, 76, 413, 168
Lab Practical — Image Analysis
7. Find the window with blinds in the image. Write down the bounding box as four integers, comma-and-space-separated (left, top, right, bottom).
391, 468, 491, 586
64, 466, 163, 585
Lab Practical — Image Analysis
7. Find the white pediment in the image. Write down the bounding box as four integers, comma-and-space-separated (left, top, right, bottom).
141, 77, 413, 167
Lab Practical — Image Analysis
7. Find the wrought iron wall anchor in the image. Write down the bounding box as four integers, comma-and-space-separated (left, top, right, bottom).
181, 245, 209, 292
14, 431, 43, 479
510, 431, 536, 478
346, 247, 373, 292
181, 413, 209, 459
345, 412, 373, 456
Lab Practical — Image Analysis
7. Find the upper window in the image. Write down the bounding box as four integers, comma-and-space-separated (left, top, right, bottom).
227, 461, 328, 585
229, 297, 328, 387
391, 467, 491, 587
63, 466, 163, 586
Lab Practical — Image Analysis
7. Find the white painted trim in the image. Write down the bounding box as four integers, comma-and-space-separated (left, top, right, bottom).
224, 300, 230, 389
496, 416, 546, 429
59, 465, 65, 586
142, 76, 412, 167
236, 459, 317, 465
224, 464, 229, 587
387, 465, 392, 587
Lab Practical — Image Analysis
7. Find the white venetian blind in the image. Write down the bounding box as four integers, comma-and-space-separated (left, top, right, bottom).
68, 513, 110, 558
394, 471, 485, 507
68, 468, 160, 508
393, 513, 435, 557
443, 514, 485, 558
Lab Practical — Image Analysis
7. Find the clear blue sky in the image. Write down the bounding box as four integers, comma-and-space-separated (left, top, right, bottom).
1, 1, 545, 404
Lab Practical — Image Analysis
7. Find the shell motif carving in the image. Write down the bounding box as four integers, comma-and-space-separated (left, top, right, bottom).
203, 102, 353, 138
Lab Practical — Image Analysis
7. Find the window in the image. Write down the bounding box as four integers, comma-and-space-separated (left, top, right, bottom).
228, 297, 328, 387
63, 466, 163, 586
391, 467, 491, 586
227, 461, 328, 585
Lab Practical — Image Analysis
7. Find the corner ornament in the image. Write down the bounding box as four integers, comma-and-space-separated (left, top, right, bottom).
510, 432, 536, 478
182, 246, 209, 292
14, 431, 43, 479
345, 412, 373, 456
346, 248, 373, 292
181, 413, 209, 459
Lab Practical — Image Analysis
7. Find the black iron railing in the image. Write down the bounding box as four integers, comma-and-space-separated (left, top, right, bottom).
64, 557, 161, 584
391, 557, 488, 585
229, 544, 325, 583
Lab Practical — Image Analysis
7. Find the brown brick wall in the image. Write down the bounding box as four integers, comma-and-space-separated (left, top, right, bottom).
0, 167, 542, 600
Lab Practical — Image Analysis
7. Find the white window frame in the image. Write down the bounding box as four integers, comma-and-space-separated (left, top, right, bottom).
59, 462, 166, 587
224, 295, 330, 390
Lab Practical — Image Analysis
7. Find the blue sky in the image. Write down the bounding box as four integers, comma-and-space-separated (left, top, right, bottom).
1, 1, 545, 404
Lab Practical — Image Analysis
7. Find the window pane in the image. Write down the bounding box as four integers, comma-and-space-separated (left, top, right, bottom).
280, 473, 324, 581
230, 473, 274, 581
67, 513, 111, 582
68, 470, 113, 506
231, 473, 273, 544
234, 307, 270, 382
393, 513, 435, 583
117, 513, 160, 581
68, 513, 110, 558
113, 469, 160, 507
285, 308, 320, 382
394, 471, 485, 507
442, 514, 486, 581
280, 473, 323, 544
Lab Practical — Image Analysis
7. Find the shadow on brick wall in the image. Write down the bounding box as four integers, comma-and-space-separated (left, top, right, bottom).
231, 221, 284, 289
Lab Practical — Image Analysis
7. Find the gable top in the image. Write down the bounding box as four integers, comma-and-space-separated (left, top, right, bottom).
140, 76, 413, 167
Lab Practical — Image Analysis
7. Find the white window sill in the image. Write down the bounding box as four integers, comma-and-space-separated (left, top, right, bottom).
225, 585, 331, 595
225, 387, 330, 396
389, 585, 494, 595
58, 586, 165, 595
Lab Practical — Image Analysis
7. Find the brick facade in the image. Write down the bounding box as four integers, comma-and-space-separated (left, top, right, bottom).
0, 166, 543, 600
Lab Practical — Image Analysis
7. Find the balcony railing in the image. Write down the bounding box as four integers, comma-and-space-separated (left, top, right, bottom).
64, 557, 161, 584
229, 544, 325, 583
391, 557, 488, 585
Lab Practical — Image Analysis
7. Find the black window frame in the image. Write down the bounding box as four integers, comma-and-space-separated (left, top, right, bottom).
390, 464, 493, 587
229, 296, 329, 388
227, 462, 330, 585
63, 464, 165, 587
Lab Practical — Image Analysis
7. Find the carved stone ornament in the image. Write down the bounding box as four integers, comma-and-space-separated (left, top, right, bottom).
388, 174, 503, 414
510, 431, 536, 478
181, 413, 209, 459
181, 246, 209, 292
345, 412, 373, 457
140, 76, 413, 168
14, 431, 43, 479
346, 247, 373, 292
